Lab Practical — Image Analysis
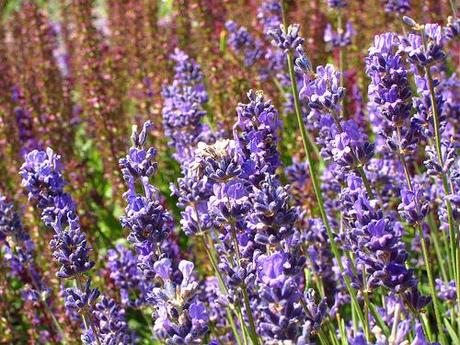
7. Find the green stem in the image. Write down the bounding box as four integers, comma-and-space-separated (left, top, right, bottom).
230, 228, 260, 345
362, 289, 371, 342
326, 320, 341, 345
397, 128, 413, 191
22, 259, 67, 343
449, 0, 457, 18
398, 145, 446, 343
337, 11, 345, 93
389, 303, 401, 345
369, 303, 391, 337
337, 314, 348, 345
427, 214, 449, 282
417, 225, 447, 345
423, 62, 458, 321
198, 234, 245, 345
272, 77, 287, 101
286, 48, 367, 334
318, 328, 330, 345
227, 309, 243, 345
279, 1, 321, 162
421, 313, 434, 342
281, 1, 368, 334
457, 249, 460, 337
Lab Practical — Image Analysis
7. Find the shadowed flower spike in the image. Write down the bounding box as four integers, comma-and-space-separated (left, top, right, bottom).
400, 24, 446, 66
398, 185, 430, 225
94, 297, 136, 344
256, 251, 306, 341
0, 195, 23, 241
403, 286, 431, 312
50, 229, 95, 278
233, 90, 281, 181
120, 122, 173, 277
150, 258, 209, 344
383, 0, 411, 15
257, 0, 282, 35
249, 174, 297, 245
106, 244, 148, 307
225, 20, 264, 67
300, 64, 345, 113
64, 278, 100, 314
327, 0, 347, 9
324, 21, 356, 48
162, 49, 211, 164
20, 148, 94, 278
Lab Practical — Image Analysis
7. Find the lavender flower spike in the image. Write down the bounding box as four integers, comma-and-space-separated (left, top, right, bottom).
20, 148, 94, 278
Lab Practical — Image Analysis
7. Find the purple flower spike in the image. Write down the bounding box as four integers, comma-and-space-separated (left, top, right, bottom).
398, 185, 430, 225
269, 24, 304, 53
20, 148, 94, 279
383, 0, 411, 15
150, 259, 208, 344
300, 64, 345, 114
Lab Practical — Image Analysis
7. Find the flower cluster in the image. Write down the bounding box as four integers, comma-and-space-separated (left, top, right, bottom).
150, 259, 209, 344
2, 2, 459, 344
383, 0, 411, 15
324, 21, 356, 48
120, 121, 174, 277
226, 20, 264, 67
20, 148, 94, 279
269, 24, 304, 53
162, 49, 211, 164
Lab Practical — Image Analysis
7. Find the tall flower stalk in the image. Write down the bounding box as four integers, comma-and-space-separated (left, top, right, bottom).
276, 2, 368, 338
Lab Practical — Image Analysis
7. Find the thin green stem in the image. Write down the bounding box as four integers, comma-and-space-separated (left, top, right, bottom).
198, 234, 245, 345
318, 328, 330, 345
421, 313, 434, 342
362, 290, 371, 342
326, 320, 341, 345
417, 225, 447, 345
286, 49, 367, 333
227, 309, 243, 345
427, 214, 449, 282
272, 77, 287, 101
337, 314, 348, 345
423, 62, 458, 321
230, 228, 260, 345
449, 0, 457, 18
369, 302, 391, 337
22, 259, 67, 343
398, 148, 446, 343
397, 128, 413, 190
279, 0, 320, 161
337, 11, 345, 93
389, 303, 401, 345
282, 1, 368, 334
457, 248, 460, 336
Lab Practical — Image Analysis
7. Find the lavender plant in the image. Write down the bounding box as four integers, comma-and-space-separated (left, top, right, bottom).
0, 1, 458, 344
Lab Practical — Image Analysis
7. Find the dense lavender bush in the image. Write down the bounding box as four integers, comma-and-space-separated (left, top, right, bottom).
0, 1, 458, 344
